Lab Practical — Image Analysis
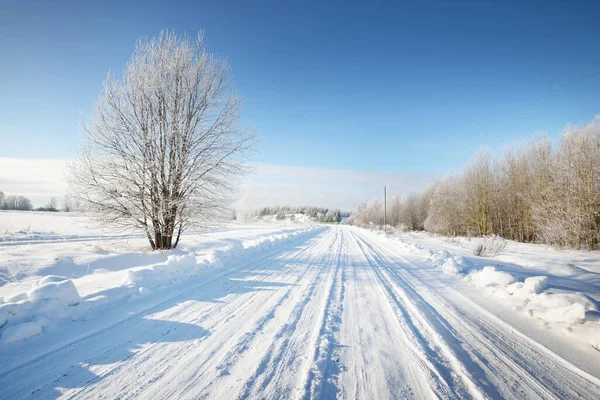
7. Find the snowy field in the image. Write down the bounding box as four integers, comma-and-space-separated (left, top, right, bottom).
0, 212, 599, 398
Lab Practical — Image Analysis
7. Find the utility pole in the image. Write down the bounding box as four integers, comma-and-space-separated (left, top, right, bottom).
384, 186, 387, 228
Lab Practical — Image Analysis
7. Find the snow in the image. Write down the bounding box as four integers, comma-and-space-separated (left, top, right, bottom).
524, 276, 548, 294
0, 214, 321, 348
1, 321, 42, 344
441, 256, 464, 276
27, 276, 81, 305
356, 226, 600, 354
465, 266, 517, 287
0, 215, 599, 398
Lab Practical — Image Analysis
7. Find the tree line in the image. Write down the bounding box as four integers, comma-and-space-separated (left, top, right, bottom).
0, 191, 84, 212
349, 117, 600, 250
255, 205, 349, 223
0, 191, 33, 211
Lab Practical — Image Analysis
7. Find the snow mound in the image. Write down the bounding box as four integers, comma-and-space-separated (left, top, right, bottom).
441, 258, 463, 276
27, 277, 80, 306
0, 276, 82, 343
428, 250, 470, 276
523, 276, 547, 294
463, 266, 600, 348
465, 266, 516, 287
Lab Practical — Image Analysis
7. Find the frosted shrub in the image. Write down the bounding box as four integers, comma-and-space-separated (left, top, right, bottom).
473, 235, 507, 257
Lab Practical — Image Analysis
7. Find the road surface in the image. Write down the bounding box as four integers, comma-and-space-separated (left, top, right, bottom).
1, 226, 599, 399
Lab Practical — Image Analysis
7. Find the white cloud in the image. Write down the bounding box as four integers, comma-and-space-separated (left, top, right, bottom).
0, 158, 437, 210
0, 158, 69, 207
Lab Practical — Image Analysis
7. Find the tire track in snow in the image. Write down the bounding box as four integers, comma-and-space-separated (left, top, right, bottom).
348, 229, 473, 399
0, 229, 327, 400
172, 229, 333, 399
353, 228, 600, 399
72, 229, 330, 399
304, 226, 347, 399
238, 227, 343, 399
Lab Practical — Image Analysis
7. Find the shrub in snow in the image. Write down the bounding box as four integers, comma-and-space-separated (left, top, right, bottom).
465, 266, 516, 288
1, 321, 43, 344
473, 235, 507, 257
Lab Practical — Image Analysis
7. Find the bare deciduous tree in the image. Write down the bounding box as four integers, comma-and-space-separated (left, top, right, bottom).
70, 31, 255, 250
424, 176, 466, 235
462, 149, 496, 236
236, 192, 255, 224
1, 195, 33, 211
48, 197, 58, 211
532, 120, 600, 248
63, 196, 73, 212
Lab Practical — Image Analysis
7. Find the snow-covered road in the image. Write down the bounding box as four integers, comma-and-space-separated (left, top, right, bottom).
1, 226, 599, 399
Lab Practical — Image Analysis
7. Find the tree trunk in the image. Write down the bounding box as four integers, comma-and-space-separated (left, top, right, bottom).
173, 223, 183, 248
144, 226, 157, 250
153, 227, 175, 250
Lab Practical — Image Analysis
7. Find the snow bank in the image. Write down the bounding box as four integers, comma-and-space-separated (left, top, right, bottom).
465, 266, 516, 287
0, 227, 320, 347
357, 226, 600, 350
0, 276, 81, 342
441, 258, 463, 276
464, 267, 600, 349
28, 276, 80, 305
427, 250, 470, 276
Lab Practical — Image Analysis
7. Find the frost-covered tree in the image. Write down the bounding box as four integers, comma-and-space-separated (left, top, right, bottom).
70, 31, 255, 250
532, 119, 600, 248
1, 195, 33, 211
63, 196, 72, 212
349, 115, 600, 249
236, 192, 254, 224
424, 177, 466, 235
495, 137, 551, 242
347, 197, 383, 227
399, 193, 421, 230
47, 197, 58, 211
0, 191, 4, 207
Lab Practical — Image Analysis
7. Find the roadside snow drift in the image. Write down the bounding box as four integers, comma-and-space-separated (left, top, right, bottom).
464, 266, 600, 348
0, 227, 320, 345
366, 228, 600, 351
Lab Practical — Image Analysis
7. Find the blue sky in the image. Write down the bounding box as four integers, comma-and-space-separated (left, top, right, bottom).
1, 0, 600, 207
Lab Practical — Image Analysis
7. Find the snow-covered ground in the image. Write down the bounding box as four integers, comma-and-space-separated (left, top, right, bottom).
0, 212, 599, 398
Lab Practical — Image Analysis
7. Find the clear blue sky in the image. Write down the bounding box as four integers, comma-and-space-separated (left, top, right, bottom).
1, 0, 600, 175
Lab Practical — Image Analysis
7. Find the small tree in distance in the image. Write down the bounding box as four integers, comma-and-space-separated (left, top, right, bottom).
70, 31, 255, 250
1, 195, 33, 211
48, 197, 58, 211
63, 196, 72, 212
